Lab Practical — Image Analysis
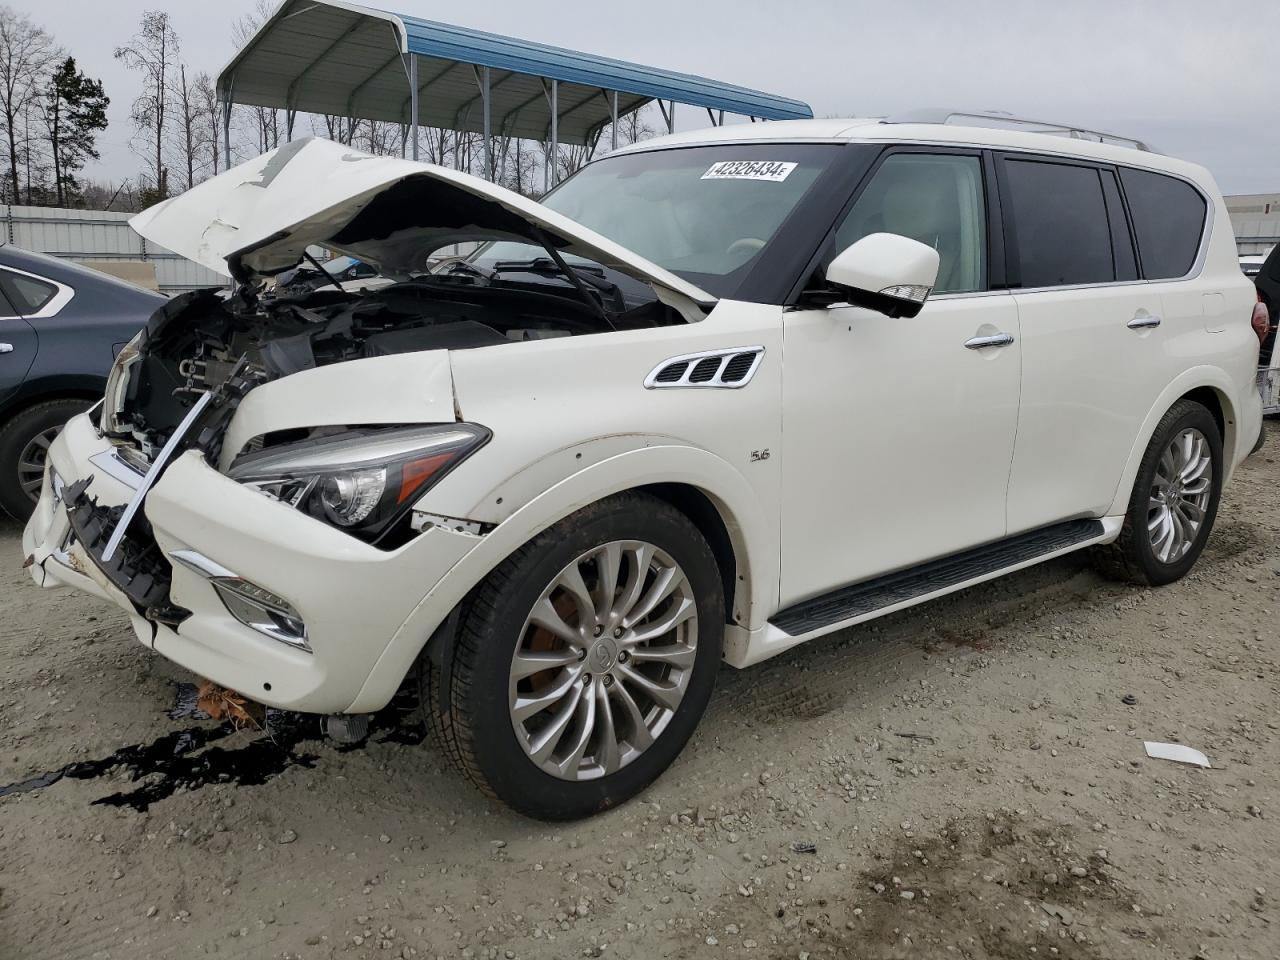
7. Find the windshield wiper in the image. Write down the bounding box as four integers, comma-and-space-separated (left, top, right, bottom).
303, 252, 346, 294
433, 257, 497, 282
491, 257, 626, 314
492, 257, 603, 277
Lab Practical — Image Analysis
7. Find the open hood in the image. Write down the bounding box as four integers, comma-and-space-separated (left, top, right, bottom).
130, 137, 715, 310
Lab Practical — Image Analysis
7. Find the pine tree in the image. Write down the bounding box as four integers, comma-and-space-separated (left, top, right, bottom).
43, 56, 108, 206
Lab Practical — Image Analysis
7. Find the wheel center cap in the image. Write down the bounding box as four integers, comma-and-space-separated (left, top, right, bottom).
589, 637, 619, 672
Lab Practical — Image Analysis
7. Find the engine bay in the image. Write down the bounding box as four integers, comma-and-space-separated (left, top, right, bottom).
109, 273, 680, 455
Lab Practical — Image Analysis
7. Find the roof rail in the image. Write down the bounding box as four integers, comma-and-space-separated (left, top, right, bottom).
884, 109, 1158, 153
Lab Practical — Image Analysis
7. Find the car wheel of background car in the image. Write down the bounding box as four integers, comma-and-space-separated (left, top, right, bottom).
0, 399, 90, 520
425, 491, 724, 820
1094, 399, 1222, 586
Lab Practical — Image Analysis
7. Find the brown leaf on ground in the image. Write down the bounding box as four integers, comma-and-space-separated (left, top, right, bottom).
196, 679, 265, 730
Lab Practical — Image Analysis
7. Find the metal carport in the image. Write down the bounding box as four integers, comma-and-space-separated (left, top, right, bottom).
217, 0, 813, 184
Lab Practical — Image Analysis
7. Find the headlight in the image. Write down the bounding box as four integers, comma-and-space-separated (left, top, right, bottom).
102, 330, 146, 434
227, 424, 489, 543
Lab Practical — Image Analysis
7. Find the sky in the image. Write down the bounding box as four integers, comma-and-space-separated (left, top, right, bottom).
12, 0, 1279, 195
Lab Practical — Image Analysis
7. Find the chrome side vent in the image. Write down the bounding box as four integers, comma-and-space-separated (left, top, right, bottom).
689, 357, 721, 382
644, 346, 765, 389
720, 352, 757, 383
653, 361, 689, 383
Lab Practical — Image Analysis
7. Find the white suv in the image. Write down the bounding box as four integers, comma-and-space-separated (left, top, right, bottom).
22, 119, 1263, 818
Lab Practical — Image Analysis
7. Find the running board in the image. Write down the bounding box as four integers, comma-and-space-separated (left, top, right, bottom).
769, 519, 1105, 637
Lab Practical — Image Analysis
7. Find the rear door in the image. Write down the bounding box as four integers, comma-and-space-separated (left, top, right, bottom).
0, 268, 43, 406
999, 154, 1164, 532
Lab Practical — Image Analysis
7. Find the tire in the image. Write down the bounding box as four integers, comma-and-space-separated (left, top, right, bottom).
428, 492, 724, 820
1095, 399, 1222, 586
0, 399, 90, 521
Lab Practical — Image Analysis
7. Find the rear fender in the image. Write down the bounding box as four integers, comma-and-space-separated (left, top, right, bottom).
1105, 366, 1247, 516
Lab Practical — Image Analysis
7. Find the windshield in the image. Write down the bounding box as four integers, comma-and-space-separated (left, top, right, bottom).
474, 143, 840, 299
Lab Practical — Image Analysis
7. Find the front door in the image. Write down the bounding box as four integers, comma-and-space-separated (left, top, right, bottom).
779, 151, 1021, 607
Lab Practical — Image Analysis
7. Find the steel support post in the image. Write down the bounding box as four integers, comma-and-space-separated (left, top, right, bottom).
482, 65, 492, 179
409, 53, 419, 160
611, 90, 618, 150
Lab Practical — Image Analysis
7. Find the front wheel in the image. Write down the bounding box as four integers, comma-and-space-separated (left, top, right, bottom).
429, 492, 724, 820
1095, 399, 1222, 586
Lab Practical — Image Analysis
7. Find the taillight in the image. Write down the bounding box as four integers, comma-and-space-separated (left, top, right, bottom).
1252, 295, 1271, 346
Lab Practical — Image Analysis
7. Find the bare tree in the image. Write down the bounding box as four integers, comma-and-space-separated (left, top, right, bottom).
170, 62, 205, 191
115, 10, 179, 205
613, 103, 657, 149
81, 178, 136, 212
419, 126, 456, 166
245, 102, 280, 155
232, 0, 282, 158
193, 71, 219, 176
363, 119, 401, 156
500, 137, 541, 198
0, 6, 57, 203
315, 113, 359, 146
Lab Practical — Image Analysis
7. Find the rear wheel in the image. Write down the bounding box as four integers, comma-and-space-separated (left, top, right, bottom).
428, 492, 724, 820
0, 399, 90, 520
1095, 399, 1222, 585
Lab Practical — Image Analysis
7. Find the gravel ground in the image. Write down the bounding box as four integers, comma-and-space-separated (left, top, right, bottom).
2, 422, 1277, 960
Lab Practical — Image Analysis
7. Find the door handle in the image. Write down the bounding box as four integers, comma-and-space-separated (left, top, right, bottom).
0, 342, 14, 354
964, 333, 1015, 350
1127, 314, 1162, 330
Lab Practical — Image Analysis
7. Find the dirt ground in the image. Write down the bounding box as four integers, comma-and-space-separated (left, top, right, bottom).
2, 423, 1277, 960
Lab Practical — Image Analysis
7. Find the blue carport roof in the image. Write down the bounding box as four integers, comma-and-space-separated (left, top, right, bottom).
218, 0, 813, 146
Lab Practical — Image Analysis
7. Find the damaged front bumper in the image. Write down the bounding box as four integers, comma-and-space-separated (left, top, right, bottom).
23, 412, 483, 714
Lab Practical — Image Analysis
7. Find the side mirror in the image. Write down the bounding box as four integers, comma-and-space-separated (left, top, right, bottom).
824, 232, 940, 318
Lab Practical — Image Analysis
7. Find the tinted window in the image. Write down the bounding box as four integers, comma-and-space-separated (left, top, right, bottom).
0, 270, 58, 314
1119, 168, 1207, 279
1004, 160, 1114, 287
831, 153, 986, 294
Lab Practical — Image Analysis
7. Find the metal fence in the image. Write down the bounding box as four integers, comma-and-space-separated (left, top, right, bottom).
2, 204, 226, 296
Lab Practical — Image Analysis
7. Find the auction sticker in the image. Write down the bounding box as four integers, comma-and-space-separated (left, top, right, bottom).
701, 160, 797, 182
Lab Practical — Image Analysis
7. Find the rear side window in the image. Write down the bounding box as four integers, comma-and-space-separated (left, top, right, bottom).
0, 270, 58, 315
1003, 159, 1114, 288
1118, 168, 1207, 279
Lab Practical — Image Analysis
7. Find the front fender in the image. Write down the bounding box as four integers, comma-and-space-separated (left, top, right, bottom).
346, 442, 777, 713
216, 351, 457, 469
1105, 365, 1257, 516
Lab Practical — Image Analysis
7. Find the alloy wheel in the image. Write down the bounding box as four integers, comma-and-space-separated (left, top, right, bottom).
508, 540, 698, 781
17, 426, 59, 503
1148, 427, 1213, 564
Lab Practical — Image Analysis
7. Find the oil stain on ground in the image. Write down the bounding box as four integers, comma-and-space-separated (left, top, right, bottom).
0, 682, 424, 811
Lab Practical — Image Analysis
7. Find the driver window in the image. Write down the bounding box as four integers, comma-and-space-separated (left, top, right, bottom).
830, 153, 986, 295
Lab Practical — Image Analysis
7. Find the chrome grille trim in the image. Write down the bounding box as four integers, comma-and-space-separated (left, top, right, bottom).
643, 346, 765, 390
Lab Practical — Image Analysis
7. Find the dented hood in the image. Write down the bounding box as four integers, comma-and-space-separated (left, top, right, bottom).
130, 137, 715, 309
